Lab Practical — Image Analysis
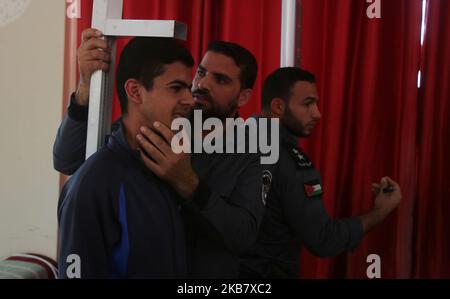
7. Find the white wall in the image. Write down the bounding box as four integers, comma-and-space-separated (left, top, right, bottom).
0, 0, 65, 260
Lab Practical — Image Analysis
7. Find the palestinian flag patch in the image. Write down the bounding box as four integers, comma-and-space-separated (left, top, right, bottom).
304, 180, 323, 197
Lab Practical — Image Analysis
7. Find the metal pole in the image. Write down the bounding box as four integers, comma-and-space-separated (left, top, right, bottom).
281, 0, 301, 67
86, 0, 122, 159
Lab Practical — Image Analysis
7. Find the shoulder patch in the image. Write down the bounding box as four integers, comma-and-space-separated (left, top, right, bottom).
304, 179, 323, 198
262, 170, 273, 206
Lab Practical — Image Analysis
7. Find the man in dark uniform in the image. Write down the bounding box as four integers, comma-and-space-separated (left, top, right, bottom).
54, 29, 264, 278
58, 37, 195, 278
240, 67, 402, 278
135, 41, 264, 278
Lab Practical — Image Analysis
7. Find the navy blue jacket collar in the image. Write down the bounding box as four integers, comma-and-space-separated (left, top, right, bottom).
107, 121, 148, 172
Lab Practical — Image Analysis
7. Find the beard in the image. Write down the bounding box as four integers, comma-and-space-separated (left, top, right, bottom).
194, 100, 238, 120
191, 88, 239, 120
282, 105, 310, 138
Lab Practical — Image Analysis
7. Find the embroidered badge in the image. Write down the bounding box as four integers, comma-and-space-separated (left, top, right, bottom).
290, 147, 313, 169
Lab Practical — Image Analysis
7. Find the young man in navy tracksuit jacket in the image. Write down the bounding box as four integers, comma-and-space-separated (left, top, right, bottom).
57, 37, 195, 278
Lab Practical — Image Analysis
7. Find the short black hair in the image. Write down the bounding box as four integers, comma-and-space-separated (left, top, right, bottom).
206, 41, 258, 90
261, 67, 316, 111
116, 37, 194, 114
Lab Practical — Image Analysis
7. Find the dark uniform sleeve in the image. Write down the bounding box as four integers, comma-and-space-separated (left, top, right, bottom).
279, 164, 363, 257
188, 153, 264, 255
58, 173, 119, 278
53, 93, 88, 175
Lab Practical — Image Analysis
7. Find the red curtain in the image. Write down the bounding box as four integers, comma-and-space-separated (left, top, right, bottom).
63, 0, 449, 278
299, 0, 422, 278
414, 0, 450, 278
